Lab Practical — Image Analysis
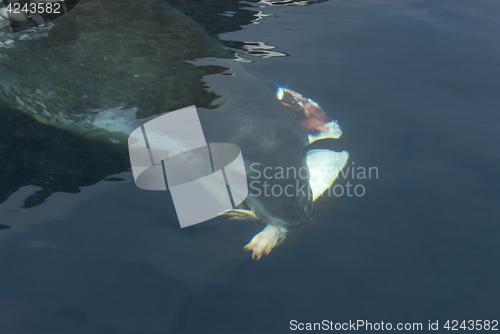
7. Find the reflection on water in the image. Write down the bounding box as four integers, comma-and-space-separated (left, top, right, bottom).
0, 0, 266, 207
1, 0, 500, 333
167, 0, 326, 59
0, 0, 323, 208
0, 105, 129, 209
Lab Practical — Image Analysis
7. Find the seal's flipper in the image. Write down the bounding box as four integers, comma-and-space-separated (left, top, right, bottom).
244, 225, 287, 260
307, 150, 349, 201
306, 121, 349, 201
276, 88, 351, 201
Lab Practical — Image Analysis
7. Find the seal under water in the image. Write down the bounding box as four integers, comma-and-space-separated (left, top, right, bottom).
0, 0, 347, 259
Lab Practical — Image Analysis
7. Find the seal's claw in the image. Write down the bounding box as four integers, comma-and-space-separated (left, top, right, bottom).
244, 225, 287, 260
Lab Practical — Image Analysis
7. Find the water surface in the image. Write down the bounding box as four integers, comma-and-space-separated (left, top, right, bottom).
1, 0, 499, 333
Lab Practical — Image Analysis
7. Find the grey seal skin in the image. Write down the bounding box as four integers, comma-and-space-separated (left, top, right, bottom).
0, 0, 313, 258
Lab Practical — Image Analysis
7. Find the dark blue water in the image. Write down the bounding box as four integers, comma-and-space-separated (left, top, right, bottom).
1, 0, 499, 333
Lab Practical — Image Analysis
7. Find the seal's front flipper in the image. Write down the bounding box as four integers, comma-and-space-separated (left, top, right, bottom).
244, 225, 287, 260
307, 150, 349, 201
